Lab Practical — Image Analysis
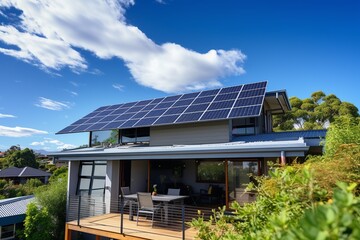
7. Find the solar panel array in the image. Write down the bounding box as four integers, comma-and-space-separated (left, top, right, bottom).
57, 81, 267, 134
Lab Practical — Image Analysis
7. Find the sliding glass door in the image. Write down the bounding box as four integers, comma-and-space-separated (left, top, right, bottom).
227, 160, 261, 206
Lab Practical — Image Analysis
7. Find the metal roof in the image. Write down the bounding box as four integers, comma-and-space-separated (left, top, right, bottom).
0, 167, 51, 178
50, 139, 310, 161
0, 195, 34, 226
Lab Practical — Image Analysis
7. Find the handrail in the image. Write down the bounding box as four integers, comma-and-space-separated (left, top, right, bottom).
66, 194, 218, 240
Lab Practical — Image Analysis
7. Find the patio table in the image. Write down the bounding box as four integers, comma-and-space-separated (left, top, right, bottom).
123, 193, 188, 224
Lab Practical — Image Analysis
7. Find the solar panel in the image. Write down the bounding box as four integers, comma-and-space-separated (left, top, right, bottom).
154, 115, 179, 125
200, 109, 231, 120
57, 81, 267, 133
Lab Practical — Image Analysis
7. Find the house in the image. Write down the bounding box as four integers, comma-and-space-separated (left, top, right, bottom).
0, 195, 34, 240
0, 167, 51, 184
50, 81, 326, 240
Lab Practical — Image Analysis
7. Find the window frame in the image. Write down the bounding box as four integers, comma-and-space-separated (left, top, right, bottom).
77, 161, 107, 196
0, 224, 16, 240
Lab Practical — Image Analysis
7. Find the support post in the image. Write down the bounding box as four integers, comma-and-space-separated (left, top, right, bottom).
182, 205, 185, 240
64, 224, 72, 240
120, 197, 124, 234
280, 151, 286, 166
77, 195, 81, 226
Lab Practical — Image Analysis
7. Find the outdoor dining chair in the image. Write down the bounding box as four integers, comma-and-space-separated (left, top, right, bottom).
136, 192, 163, 227
167, 188, 180, 196
120, 186, 131, 209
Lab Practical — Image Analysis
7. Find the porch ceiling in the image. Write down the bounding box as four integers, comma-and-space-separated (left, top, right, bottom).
49, 139, 309, 161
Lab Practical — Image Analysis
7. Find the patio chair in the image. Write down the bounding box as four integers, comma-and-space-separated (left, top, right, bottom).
121, 187, 131, 196
120, 187, 131, 209
167, 188, 180, 196
136, 192, 163, 227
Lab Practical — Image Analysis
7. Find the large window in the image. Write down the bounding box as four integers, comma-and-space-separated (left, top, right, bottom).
90, 130, 119, 147
90, 127, 150, 146
1, 224, 15, 240
121, 127, 150, 144
196, 160, 225, 183
232, 118, 256, 136
77, 161, 107, 196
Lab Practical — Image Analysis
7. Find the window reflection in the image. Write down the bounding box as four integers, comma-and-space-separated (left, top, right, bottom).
91, 130, 119, 147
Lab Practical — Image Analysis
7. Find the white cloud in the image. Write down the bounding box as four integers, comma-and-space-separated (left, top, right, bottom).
113, 83, 125, 91
30, 137, 77, 150
69, 81, 78, 87
35, 97, 70, 111
0, 0, 246, 93
0, 113, 16, 118
66, 90, 78, 96
0, 125, 48, 137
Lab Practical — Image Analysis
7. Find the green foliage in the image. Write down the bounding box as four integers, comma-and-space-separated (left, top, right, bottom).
49, 166, 68, 181
4, 148, 39, 168
309, 144, 360, 197
324, 116, 360, 158
287, 183, 360, 240
191, 117, 360, 239
0, 178, 43, 198
24, 202, 53, 240
273, 91, 359, 131
25, 171, 68, 240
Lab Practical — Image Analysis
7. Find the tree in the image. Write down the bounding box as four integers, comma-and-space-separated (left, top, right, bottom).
24, 171, 67, 240
4, 148, 39, 168
24, 203, 53, 240
273, 91, 359, 131
324, 116, 360, 158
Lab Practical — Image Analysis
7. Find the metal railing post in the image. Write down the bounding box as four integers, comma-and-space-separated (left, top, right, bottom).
120, 197, 124, 234
77, 195, 81, 226
182, 205, 185, 240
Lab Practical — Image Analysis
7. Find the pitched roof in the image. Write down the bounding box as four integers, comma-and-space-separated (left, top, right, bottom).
0, 195, 35, 225
0, 166, 51, 178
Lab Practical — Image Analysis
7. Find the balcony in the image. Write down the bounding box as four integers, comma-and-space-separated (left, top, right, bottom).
66, 195, 217, 240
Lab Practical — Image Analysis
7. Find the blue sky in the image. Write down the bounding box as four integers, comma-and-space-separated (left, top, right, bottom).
0, 0, 359, 151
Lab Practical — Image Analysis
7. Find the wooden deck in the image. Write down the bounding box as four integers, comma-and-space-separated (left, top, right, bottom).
66, 213, 198, 240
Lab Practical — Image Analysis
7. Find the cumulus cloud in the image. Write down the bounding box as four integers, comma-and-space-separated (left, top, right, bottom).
31, 137, 77, 150
0, 0, 246, 93
35, 97, 70, 111
0, 125, 48, 137
0, 113, 16, 118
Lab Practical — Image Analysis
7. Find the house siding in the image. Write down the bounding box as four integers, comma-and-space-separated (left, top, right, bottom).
150, 120, 230, 146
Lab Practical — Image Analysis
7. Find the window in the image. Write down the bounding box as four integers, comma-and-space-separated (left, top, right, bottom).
1, 224, 15, 239
77, 161, 107, 196
90, 130, 119, 147
196, 160, 225, 183
232, 118, 256, 136
121, 127, 150, 144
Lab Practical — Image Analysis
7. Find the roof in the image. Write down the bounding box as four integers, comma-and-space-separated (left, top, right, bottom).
0, 195, 34, 226
57, 81, 269, 134
50, 139, 309, 161
233, 130, 327, 142
0, 166, 51, 178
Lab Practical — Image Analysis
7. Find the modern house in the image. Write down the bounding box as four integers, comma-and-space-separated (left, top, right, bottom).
0, 167, 51, 184
50, 81, 326, 240
0, 195, 34, 240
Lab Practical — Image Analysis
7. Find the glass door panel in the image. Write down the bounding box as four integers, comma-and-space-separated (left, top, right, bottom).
228, 160, 259, 206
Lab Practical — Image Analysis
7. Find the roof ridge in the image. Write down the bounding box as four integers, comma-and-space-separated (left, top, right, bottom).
18, 166, 27, 177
